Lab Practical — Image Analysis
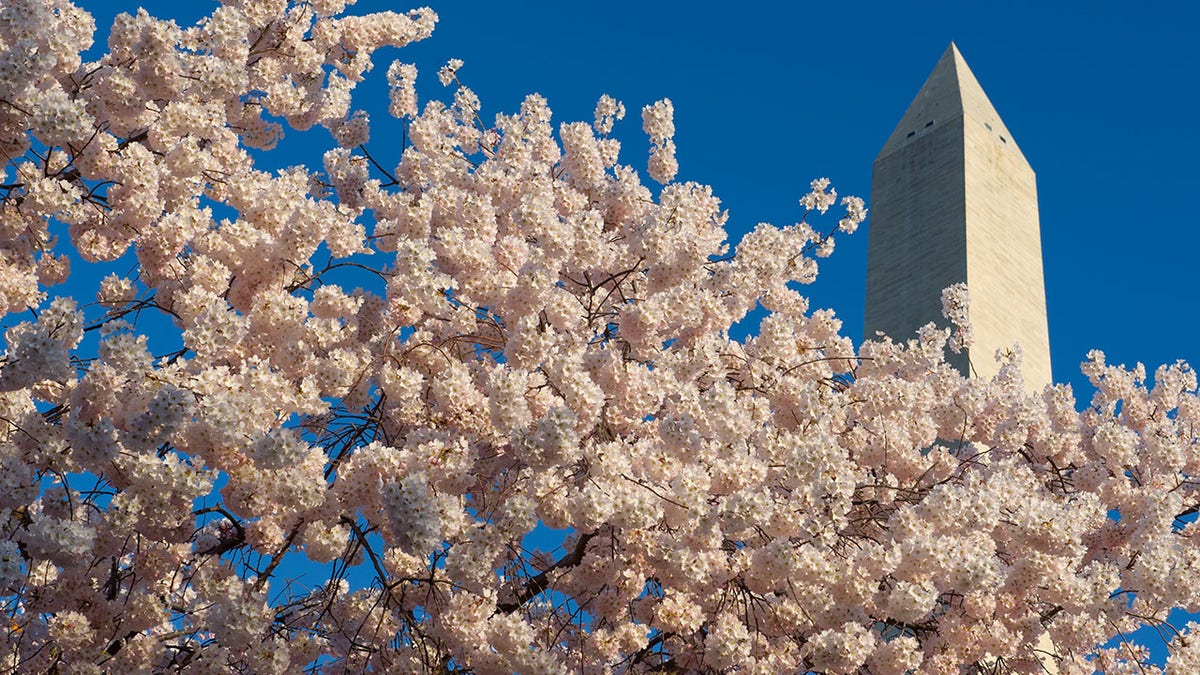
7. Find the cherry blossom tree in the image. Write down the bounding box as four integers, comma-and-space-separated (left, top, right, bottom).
2, 0, 1200, 672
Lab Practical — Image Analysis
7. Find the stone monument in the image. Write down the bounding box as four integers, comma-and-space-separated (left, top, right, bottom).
864, 43, 1052, 391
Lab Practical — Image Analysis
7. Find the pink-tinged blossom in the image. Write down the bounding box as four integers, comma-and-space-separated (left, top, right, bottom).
387, 61, 419, 118
805, 622, 878, 673
840, 194, 868, 233
0, 540, 23, 588
0, 0, 1194, 671
0, 298, 81, 391
800, 176, 837, 213
22, 508, 95, 566
331, 110, 370, 148
437, 57, 463, 86
594, 94, 626, 136
642, 98, 678, 183
941, 281, 974, 353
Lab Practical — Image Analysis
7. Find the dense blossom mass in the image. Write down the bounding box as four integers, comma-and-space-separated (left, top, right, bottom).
1, 0, 1199, 672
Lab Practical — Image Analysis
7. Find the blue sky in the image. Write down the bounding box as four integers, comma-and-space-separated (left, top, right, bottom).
390, 0, 1198, 399
77, 0, 1200, 397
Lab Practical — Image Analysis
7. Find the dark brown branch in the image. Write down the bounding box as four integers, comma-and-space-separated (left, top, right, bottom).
495, 531, 596, 614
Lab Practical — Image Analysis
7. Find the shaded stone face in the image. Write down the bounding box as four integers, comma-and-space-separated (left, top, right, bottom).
865, 44, 1052, 391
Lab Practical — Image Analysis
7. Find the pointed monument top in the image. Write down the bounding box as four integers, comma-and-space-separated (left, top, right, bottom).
878, 43, 1026, 161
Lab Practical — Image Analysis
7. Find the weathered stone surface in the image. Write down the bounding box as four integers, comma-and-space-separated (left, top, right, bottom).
865, 43, 1051, 391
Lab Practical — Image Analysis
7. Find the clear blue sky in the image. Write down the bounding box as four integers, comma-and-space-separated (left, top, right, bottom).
78, 0, 1200, 397
401, 0, 1199, 400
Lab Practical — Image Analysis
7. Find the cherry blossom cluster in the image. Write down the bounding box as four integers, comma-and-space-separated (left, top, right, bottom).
641, 98, 677, 183
1, 0, 1199, 672
940, 282, 973, 353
